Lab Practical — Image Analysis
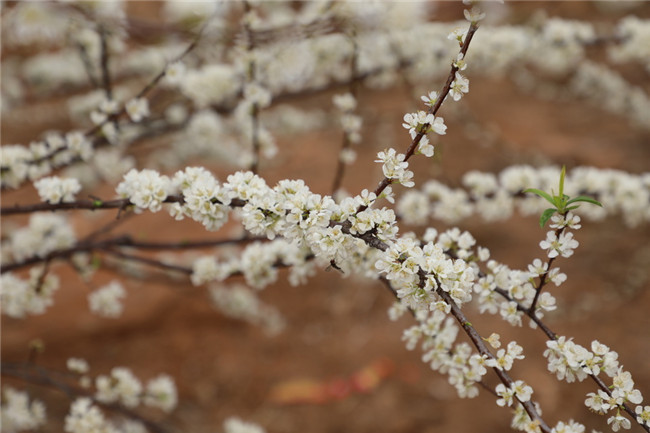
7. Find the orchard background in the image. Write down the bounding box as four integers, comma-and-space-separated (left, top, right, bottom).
1, 1, 649, 433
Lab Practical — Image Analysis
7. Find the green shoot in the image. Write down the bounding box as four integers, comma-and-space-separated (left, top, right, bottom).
523, 166, 603, 228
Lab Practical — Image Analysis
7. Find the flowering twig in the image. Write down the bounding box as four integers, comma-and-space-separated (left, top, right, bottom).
360, 22, 479, 212
527, 225, 563, 314
494, 283, 650, 432
1, 233, 263, 274
374, 246, 551, 431
436, 286, 552, 433
1, 362, 172, 433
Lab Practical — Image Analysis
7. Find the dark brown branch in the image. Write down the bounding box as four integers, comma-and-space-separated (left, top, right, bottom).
75, 41, 100, 88
0, 195, 246, 216
1, 233, 263, 274
493, 283, 649, 431
527, 225, 564, 314
379, 274, 550, 432
331, 30, 359, 195
100, 248, 193, 275
10, 19, 210, 172
120, 236, 265, 250
436, 287, 552, 433
2, 238, 117, 274
359, 22, 479, 213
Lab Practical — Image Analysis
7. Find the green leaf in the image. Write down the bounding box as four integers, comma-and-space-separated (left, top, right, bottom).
566, 196, 603, 207
559, 165, 566, 198
92, 199, 103, 207
524, 188, 556, 207
539, 208, 556, 228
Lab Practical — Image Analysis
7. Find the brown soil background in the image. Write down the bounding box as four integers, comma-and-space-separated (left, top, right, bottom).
2, 2, 650, 433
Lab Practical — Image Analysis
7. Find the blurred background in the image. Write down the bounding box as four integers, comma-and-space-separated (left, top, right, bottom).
2, 2, 649, 432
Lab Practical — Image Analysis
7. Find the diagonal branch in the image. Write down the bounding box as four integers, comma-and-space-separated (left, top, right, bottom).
358, 22, 479, 213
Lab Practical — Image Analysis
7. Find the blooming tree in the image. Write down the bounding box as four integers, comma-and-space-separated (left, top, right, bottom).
1, 1, 649, 433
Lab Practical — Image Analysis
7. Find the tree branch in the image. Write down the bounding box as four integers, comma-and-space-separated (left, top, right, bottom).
1, 362, 172, 433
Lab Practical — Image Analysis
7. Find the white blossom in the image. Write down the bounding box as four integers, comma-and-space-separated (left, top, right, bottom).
95, 367, 142, 408
67, 358, 90, 374
64, 398, 114, 433
375, 148, 414, 187
449, 72, 470, 101
1, 269, 59, 318
539, 231, 579, 258
125, 98, 150, 123
144, 375, 178, 413
88, 281, 126, 318
116, 169, 172, 213
34, 176, 81, 203
224, 417, 266, 433
1, 386, 47, 432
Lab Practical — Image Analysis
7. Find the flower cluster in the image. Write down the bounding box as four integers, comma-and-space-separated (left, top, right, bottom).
116, 169, 172, 213
333, 92, 362, 164
495, 380, 533, 407
376, 228, 477, 311
375, 148, 414, 188
210, 284, 285, 335
545, 338, 620, 383
402, 310, 487, 399
191, 238, 315, 290
143, 375, 178, 413
1, 268, 60, 318
34, 176, 82, 204
609, 17, 650, 72
396, 166, 650, 227
539, 230, 579, 259
570, 61, 650, 130
125, 97, 150, 123
223, 417, 266, 433
449, 72, 470, 102
94, 367, 177, 413
3, 10, 646, 193
0, 386, 47, 432
88, 281, 127, 319
169, 167, 233, 231
5, 213, 76, 263
64, 397, 116, 433
487, 341, 525, 372
402, 111, 447, 139
95, 367, 143, 408
3, 3, 650, 433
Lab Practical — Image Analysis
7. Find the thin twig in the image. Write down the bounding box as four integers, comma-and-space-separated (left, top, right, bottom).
358, 22, 479, 213
436, 286, 552, 433
100, 248, 193, 275
527, 225, 564, 314
98, 25, 113, 101
75, 41, 100, 88
1, 234, 262, 274
0, 195, 246, 216
331, 30, 359, 195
